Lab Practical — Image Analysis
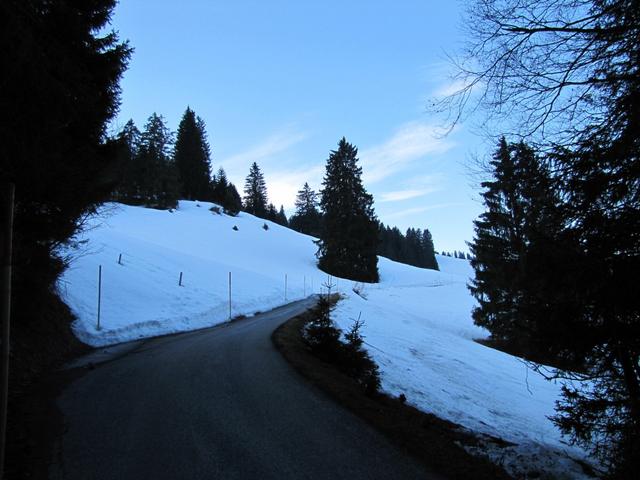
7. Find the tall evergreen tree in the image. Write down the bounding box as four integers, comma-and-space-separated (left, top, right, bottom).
243, 162, 268, 217
447, 2, 640, 471
173, 107, 212, 200
223, 182, 242, 216
113, 119, 141, 203
211, 167, 228, 205
317, 138, 379, 282
138, 113, 179, 209
0, 0, 131, 447
469, 138, 563, 351
276, 205, 288, 227
289, 182, 322, 236
421, 229, 439, 270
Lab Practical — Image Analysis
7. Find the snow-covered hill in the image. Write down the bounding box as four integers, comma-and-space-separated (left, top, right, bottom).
59, 201, 591, 478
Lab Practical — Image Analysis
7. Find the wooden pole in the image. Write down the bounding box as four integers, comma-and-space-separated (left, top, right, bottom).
178, 271, 183, 287
228, 272, 232, 320
118, 253, 122, 265
96, 265, 102, 330
0, 183, 15, 480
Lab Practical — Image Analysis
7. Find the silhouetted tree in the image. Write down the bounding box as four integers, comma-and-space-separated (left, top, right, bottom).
173, 107, 212, 200
243, 162, 268, 217
289, 182, 322, 236
317, 138, 378, 282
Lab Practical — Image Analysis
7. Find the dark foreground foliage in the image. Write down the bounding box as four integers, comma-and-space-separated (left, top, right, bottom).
303, 296, 380, 395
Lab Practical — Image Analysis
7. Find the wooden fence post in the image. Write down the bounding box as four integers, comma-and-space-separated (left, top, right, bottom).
0, 183, 15, 480
96, 265, 102, 330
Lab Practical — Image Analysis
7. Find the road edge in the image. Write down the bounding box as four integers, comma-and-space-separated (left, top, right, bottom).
272, 310, 513, 480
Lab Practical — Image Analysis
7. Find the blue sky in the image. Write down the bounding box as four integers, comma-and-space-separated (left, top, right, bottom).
109, 0, 489, 253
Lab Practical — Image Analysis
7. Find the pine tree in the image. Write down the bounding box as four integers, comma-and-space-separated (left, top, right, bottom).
243, 162, 268, 217
421, 229, 439, 270
211, 167, 228, 205
113, 119, 141, 203
289, 182, 321, 236
174, 107, 212, 200
317, 138, 379, 282
138, 113, 178, 209
266, 203, 278, 222
276, 205, 288, 227
223, 182, 242, 216
0, 0, 130, 414
469, 138, 562, 350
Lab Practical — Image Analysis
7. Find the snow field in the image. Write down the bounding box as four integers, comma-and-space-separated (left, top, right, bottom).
59, 201, 592, 477
59, 201, 329, 346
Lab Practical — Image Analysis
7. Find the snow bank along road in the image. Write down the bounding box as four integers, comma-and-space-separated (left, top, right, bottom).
50, 298, 439, 480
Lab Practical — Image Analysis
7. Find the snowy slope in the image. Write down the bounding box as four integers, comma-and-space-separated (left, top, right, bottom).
58, 201, 591, 478
59, 201, 325, 346
333, 256, 592, 478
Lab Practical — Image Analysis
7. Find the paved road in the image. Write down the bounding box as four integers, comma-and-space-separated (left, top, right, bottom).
50, 298, 438, 479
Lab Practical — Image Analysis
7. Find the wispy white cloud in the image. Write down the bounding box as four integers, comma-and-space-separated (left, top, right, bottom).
220, 127, 308, 170
218, 125, 321, 209
378, 188, 437, 203
376, 173, 444, 203
360, 122, 454, 184
383, 202, 465, 219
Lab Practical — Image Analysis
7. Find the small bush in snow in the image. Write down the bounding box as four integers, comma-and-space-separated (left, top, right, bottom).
304, 296, 341, 357
304, 299, 381, 395
209, 205, 221, 214
232, 225, 238, 231
262, 222, 269, 231
341, 315, 381, 395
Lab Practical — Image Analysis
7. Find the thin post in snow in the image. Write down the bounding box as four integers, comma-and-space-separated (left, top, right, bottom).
0, 183, 15, 480
117, 253, 122, 265
228, 272, 232, 320
178, 271, 183, 287
284, 274, 288, 301
96, 265, 102, 331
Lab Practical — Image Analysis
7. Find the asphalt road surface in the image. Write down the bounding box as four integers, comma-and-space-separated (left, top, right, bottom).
50, 298, 439, 479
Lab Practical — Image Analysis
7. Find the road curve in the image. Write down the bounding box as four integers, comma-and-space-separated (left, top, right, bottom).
50, 298, 438, 479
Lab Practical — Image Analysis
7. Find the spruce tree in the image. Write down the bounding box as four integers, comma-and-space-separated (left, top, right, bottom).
223, 182, 242, 216
0, 0, 130, 434
266, 203, 278, 222
276, 205, 288, 227
289, 182, 321, 236
421, 229, 439, 270
113, 119, 141, 203
469, 138, 562, 350
211, 167, 228, 205
174, 107, 212, 200
243, 162, 268, 217
317, 138, 379, 282
138, 113, 178, 209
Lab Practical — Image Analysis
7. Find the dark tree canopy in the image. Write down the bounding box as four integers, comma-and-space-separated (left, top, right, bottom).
378, 223, 439, 271
317, 138, 379, 282
137, 113, 179, 209
173, 107, 212, 200
445, 1, 640, 474
223, 182, 242, 216
289, 182, 322, 237
0, 0, 130, 322
243, 162, 268, 217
